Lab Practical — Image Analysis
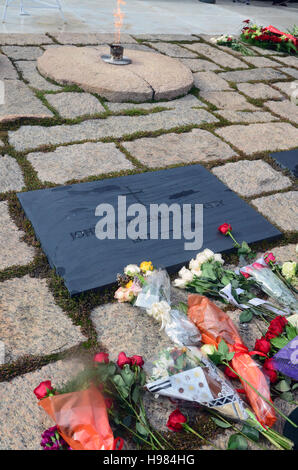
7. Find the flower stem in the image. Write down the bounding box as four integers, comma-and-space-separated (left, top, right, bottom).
183, 423, 221, 450
228, 231, 240, 248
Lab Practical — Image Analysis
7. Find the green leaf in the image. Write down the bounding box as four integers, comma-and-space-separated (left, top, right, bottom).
292, 383, 298, 391
218, 339, 229, 355
227, 434, 248, 450
211, 417, 232, 429
132, 385, 140, 404
286, 324, 297, 341
136, 422, 149, 437
241, 424, 259, 442
112, 375, 129, 398
275, 380, 291, 393
239, 310, 253, 323
238, 241, 251, 256
280, 391, 293, 402
138, 370, 147, 387
176, 302, 188, 315
201, 262, 217, 281
120, 365, 135, 388
208, 351, 222, 365
226, 352, 235, 362
270, 336, 289, 349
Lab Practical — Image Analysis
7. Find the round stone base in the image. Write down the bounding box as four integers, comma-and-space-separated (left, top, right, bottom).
37, 46, 194, 103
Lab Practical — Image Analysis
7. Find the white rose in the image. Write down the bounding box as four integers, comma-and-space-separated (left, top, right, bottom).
195, 253, 209, 265
173, 277, 187, 289
203, 248, 214, 260
179, 266, 193, 282
210, 37, 217, 44
214, 253, 224, 264
191, 267, 202, 278
147, 301, 171, 329
124, 264, 140, 275
189, 257, 200, 271
201, 344, 217, 356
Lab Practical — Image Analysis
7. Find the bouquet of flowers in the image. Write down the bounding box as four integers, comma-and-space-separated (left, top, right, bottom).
241, 19, 297, 54
210, 34, 254, 55
114, 261, 155, 303
264, 252, 298, 294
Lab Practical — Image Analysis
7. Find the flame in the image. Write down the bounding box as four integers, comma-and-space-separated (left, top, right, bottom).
114, 0, 126, 44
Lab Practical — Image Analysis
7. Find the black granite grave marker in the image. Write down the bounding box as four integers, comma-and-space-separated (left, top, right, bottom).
270, 149, 298, 178
18, 165, 281, 295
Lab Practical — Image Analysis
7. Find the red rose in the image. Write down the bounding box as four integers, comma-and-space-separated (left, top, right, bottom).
240, 270, 250, 279
117, 352, 131, 368
166, 409, 187, 432
104, 398, 113, 409
252, 262, 265, 270
254, 337, 271, 355
33, 380, 54, 400
93, 352, 109, 364
243, 19, 250, 23
224, 365, 238, 379
130, 355, 144, 367
218, 223, 232, 235
264, 252, 276, 264
266, 323, 283, 339
263, 358, 277, 383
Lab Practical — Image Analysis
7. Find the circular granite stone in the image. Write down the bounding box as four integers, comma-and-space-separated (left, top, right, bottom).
37, 46, 194, 102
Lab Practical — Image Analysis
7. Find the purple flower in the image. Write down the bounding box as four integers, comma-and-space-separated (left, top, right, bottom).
40, 425, 71, 450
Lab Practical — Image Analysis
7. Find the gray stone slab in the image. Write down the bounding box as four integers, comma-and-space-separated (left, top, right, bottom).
264, 100, 298, 124
0, 155, 24, 192
276, 56, 298, 68
51, 32, 137, 45
219, 68, 287, 83
212, 160, 291, 197
0, 276, 86, 363
148, 42, 198, 58
17, 165, 281, 295
180, 58, 222, 72
0, 34, 52, 45
0, 201, 35, 270
0, 54, 18, 79
9, 108, 219, 152
282, 68, 298, 79
237, 82, 283, 100
215, 123, 298, 155
266, 244, 297, 263
0, 80, 53, 123
1, 46, 44, 60
252, 192, 298, 232
199, 91, 257, 110
243, 56, 282, 68
0, 359, 84, 450
273, 81, 297, 98
215, 110, 278, 123
15, 60, 61, 91
46, 92, 105, 118
249, 46, 284, 56
106, 94, 206, 112
193, 71, 231, 91
122, 129, 237, 167
135, 34, 196, 42
186, 43, 249, 69
27, 142, 134, 184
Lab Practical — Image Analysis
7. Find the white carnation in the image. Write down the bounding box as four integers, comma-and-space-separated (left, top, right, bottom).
146, 301, 171, 330
124, 264, 140, 275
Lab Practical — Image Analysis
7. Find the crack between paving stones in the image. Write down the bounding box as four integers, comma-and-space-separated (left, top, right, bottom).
129, 69, 156, 101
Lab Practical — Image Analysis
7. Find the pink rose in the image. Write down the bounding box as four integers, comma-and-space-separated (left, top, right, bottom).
264, 252, 276, 264
34, 381, 54, 400
93, 352, 109, 364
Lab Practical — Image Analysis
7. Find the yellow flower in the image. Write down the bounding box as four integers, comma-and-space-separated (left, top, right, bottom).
140, 261, 153, 272
125, 280, 133, 289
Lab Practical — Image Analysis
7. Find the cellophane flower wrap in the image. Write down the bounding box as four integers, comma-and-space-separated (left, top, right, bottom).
39, 384, 114, 450
135, 269, 201, 346
145, 346, 247, 422
241, 261, 298, 312
187, 295, 276, 428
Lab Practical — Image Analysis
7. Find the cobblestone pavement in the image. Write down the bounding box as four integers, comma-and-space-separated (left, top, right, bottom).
0, 33, 297, 450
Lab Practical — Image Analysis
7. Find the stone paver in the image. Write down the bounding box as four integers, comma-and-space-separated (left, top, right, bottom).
0, 54, 18, 79
1, 46, 44, 60
193, 71, 231, 92
252, 192, 298, 232
179, 58, 222, 72
0, 155, 24, 192
243, 56, 282, 68
148, 42, 198, 58
51, 32, 137, 45
0, 80, 53, 123
0, 34, 52, 45
200, 91, 256, 110
219, 68, 287, 83
91, 302, 169, 362
15, 60, 61, 91
215, 110, 278, 123
282, 67, 298, 79
273, 81, 297, 98
0, 201, 35, 270
0, 276, 86, 363
236, 82, 283, 100
249, 46, 283, 56
0, 359, 84, 450
46, 92, 105, 118
136, 34, 196, 42
37, 46, 193, 102
27, 142, 134, 184
122, 129, 237, 166
106, 94, 206, 112
264, 99, 298, 124
276, 56, 298, 68
9, 108, 218, 152
215, 122, 298, 155
212, 160, 291, 197
186, 43, 248, 69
